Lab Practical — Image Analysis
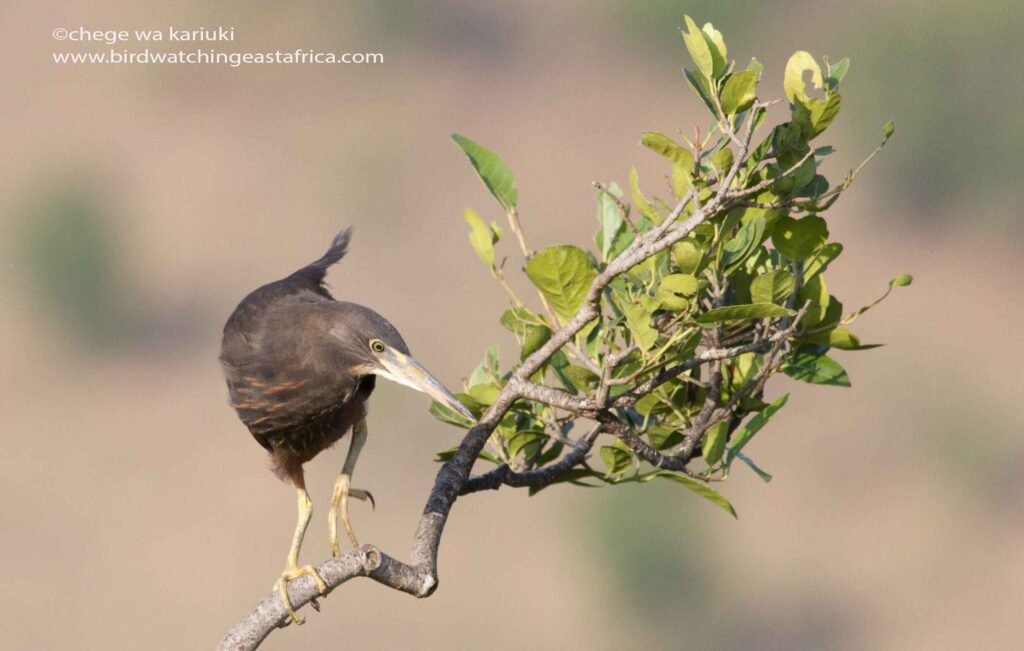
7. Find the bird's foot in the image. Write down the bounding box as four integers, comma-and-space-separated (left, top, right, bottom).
274, 564, 327, 625
329, 473, 375, 555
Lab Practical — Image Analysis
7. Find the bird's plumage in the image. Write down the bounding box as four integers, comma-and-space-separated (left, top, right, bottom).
220, 228, 398, 482
220, 227, 473, 623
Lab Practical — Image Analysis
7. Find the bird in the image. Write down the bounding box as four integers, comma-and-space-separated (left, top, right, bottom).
219, 228, 474, 624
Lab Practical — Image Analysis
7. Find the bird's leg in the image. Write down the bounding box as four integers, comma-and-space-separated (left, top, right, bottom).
329, 419, 374, 554
274, 485, 327, 625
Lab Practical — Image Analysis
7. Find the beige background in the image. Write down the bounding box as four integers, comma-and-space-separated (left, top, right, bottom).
2, 2, 1022, 649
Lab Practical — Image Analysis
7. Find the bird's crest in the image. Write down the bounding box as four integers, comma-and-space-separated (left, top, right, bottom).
292, 228, 352, 289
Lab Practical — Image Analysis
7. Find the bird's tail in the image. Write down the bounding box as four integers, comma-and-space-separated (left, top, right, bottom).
293, 227, 352, 286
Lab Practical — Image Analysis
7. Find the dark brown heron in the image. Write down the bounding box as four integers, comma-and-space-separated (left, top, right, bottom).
220, 228, 473, 624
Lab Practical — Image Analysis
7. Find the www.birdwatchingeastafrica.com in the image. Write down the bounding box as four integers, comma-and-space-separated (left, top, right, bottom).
52, 48, 385, 66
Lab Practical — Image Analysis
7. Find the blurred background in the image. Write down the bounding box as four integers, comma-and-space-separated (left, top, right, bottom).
2, 1, 1022, 649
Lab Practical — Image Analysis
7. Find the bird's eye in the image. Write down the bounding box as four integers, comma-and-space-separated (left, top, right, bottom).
369, 339, 386, 353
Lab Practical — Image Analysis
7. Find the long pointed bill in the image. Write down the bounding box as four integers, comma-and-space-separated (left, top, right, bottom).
374, 349, 477, 422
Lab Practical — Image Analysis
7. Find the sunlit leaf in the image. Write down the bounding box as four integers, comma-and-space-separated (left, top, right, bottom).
784, 51, 824, 106
622, 301, 658, 351
702, 420, 729, 465
525, 245, 596, 324
595, 182, 624, 263
600, 443, 633, 476
452, 134, 518, 211
657, 273, 699, 310
629, 167, 663, 226
681, 15, 717, 79
751, 269, 796, 305
720, 70, 758, 115
641, 131, 695, 171
672, 240, 703, 274
771, 215, 828, 261
521, 325, 552, 360
463, 208, 495, 267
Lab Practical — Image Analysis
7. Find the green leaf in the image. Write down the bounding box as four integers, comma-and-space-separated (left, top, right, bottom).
805, 92, 842, 136
721, 215, 766, 270
827, 57, 850, 89
747, 57, 763, 77
646, 424, 683, 450
622, 301, 658, 351
596, 182, 624, 262
672, 240, 702, 274
521, 325, 552, 360
784, 51, 824, 106
671, 164, 692, 199
804, 327, 861, 350
629, 167, 663, 226
798, 273, 830, 326
701, 22, 727, 73
771, 149, 817, 194
696, 303, 793, 325
429, 400, 476, 428
702, 420, 729, 466
467, 382, 500, 407
563, 365, 600, 392
657, 273, 699, 310
735, 452, 772, 482
641, 131, 695, 171
883, 121, 895, 138
726, 393, 789, 466
656, 472, 737, 517
508, 430, 548, 460
771, 215, 828, 261
684, 67, 717, 114
720, 70, 758, 115
803, 242, 843, 282
891, 273, 913, 287
525, 245, 597, 324
467, 346, 500, 387
709, 147, 734, 172
600, 443, 633, 476
751, 269, 796, 305
500, 306, 546, 336
452, 134, 518, 211
782, 353, 851, 387
681, 16, 716, 79
463, 208, 495, 267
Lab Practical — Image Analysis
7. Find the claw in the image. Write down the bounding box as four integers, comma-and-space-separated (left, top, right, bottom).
274, 564, 326, 625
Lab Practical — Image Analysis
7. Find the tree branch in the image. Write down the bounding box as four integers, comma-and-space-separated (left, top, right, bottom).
216, 85, 823, 648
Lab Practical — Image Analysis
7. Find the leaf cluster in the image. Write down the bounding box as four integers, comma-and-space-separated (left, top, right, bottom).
437, 17, 909, 516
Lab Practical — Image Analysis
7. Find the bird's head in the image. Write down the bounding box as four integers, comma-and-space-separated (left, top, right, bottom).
325, 302, 475, 422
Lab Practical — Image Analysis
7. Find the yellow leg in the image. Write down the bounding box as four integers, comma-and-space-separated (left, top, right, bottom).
275, 486, 327, 625
329, 420, 374, 555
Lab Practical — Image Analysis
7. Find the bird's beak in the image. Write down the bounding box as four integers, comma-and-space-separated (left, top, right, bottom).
374, 348, 476, 422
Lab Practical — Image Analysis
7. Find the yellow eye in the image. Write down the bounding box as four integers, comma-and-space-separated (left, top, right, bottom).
370, 339, 386, 353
